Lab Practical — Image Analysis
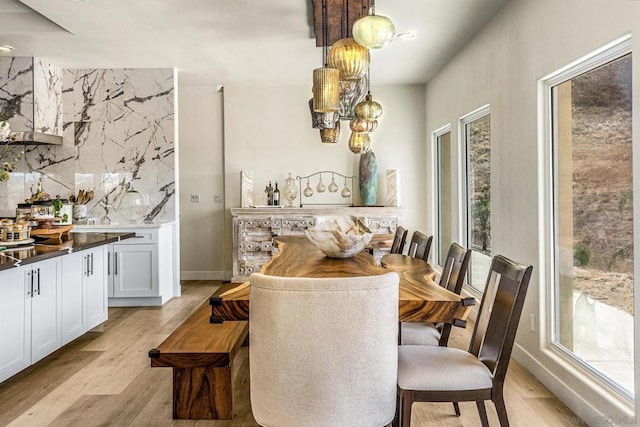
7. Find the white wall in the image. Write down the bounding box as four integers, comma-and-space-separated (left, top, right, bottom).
424, 0, 640, 421
223, 84, 427, 274
178, 88, 226, 279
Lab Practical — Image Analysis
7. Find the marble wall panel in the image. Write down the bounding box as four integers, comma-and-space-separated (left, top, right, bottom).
0, 57, 34, 132
33, 59, 63, 135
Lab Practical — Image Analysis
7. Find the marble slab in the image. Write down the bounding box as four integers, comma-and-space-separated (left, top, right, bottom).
386, 169, 401, 207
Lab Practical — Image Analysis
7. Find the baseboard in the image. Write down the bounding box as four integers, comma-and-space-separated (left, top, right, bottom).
511, 344, 635, 424
180, 270, 231, 281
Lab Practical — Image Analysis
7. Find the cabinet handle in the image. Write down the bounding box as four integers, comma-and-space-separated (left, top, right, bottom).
28, 271, 33, 297
107, 252, 111, 275
90, 253, 94, 276
36, 268, 41, 295
114, 252, 118, 275
86, 255, 90, 276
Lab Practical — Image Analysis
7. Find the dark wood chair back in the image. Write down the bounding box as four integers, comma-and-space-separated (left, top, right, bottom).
407, 231, 433, 262
390, 226, 408, 254
436, 243, 471, 346
469, 255, 533, 385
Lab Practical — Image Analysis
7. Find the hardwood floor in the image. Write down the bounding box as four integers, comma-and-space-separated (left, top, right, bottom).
0, 280, 585, 426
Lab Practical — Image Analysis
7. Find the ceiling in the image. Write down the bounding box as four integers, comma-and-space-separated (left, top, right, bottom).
0, 0, 511, 88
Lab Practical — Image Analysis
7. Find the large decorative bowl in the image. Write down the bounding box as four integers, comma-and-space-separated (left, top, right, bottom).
305, 215, 373, 258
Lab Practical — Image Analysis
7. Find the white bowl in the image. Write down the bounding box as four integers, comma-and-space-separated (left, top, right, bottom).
305, 215, 373, 258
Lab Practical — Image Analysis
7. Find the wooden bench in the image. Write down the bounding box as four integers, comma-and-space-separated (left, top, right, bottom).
149, 298, 249, 420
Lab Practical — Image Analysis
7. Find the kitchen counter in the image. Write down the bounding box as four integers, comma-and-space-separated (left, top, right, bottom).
0, 232, 135, 271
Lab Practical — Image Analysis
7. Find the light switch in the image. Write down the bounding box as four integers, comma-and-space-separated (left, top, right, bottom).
190, 194, 200, 203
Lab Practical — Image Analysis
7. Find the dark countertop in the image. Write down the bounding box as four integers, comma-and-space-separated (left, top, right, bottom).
0, 232, 135, 271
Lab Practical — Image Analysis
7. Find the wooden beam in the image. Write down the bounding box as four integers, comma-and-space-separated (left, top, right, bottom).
311, 0, 372, 47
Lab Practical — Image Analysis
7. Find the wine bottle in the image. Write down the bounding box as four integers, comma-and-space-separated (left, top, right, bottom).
267, 181, 274, 205
273, 182, 280, 206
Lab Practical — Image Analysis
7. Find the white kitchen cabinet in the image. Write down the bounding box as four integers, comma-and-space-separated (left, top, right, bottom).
0, 268, 31, 383
110, 243, 157, 298
61, 246, 108, 345
28, 258, 61, 364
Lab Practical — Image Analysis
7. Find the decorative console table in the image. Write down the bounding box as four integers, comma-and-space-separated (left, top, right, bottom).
231, 207, 403, 282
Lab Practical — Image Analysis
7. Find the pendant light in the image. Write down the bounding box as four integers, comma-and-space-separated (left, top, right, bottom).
312, 0, 340, 113
327, 0, 369, 81
352, 2, 396, 49
348, 131, 371, 154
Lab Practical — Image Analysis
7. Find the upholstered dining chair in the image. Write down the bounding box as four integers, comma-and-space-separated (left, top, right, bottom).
400, 243, 471, 347
390, 226, 408, 254
396, 255, 533, 427
249, 272, 400, 427
406, 231, 433, 262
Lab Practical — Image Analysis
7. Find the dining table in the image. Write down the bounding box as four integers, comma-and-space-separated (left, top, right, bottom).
211, 235, 474, 325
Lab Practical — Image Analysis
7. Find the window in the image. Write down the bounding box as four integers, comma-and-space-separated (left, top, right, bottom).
462, 107, 491, 292
546, 39, 633, 398
434, 126, 452, 266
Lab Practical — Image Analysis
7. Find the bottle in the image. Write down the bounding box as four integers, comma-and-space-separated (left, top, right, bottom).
267, 181, 274, 205
273, 182, 280, 206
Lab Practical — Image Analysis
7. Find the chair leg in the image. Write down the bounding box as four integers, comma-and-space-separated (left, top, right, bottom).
494, 394, 510, 427
476, 400, 489, 427
399, 391, 414, 427
452, 401, 461, 416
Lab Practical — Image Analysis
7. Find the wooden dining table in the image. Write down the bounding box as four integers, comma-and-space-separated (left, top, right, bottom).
211, 235, 474, 325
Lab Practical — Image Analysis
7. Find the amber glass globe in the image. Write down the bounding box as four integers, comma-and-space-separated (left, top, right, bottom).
348, 131, 371, 154
355, 94, 383, 121
328, 38, 370, 81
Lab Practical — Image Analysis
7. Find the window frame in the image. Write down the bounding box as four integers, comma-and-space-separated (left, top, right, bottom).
433, 124, 453, 267
460, 104, 491, 293
540, 34, 634, 402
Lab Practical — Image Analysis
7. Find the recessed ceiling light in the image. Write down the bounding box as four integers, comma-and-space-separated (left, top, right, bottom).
0, 45, 15, 52
396, 32, 417, 40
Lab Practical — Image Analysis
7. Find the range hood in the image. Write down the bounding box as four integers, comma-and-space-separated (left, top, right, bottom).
0, 57, 64, 146
8, 131, 63, 146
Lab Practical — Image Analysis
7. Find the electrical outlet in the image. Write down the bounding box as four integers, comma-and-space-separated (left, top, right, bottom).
529, 313, 536, 333
214, 194, 224, 203
190, 194, 200, 203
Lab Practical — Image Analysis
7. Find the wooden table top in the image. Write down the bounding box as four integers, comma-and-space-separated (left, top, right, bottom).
211, 235, 474, 324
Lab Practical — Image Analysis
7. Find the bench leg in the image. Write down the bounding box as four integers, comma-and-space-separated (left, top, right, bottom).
173, 365, 233, 419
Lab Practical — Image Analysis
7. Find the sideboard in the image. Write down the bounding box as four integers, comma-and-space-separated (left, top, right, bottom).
230, 207, 403, 282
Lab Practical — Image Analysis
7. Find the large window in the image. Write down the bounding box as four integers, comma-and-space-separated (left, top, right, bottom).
547, 40, 634, 398
462, 107, 491, 292
434, 126, 452, 266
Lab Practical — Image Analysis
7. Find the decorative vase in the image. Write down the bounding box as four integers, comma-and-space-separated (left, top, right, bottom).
359, 150, 377, 206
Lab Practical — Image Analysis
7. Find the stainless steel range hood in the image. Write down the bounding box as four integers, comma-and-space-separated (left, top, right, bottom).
8, 131, 63, 146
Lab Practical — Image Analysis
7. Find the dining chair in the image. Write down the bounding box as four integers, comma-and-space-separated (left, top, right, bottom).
249, 271, 400, 427
390, 226, 408, 254
406, 231, 433, 262
396, 255, 533, 427
400, 243, 471, 346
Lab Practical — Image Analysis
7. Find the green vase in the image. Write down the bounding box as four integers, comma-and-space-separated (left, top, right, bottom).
359, 151, 377, 206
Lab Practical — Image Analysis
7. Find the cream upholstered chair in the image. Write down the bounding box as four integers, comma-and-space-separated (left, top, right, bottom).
400, 243, 471, 346
249, 272, 400, 427
396, 255, 533, 427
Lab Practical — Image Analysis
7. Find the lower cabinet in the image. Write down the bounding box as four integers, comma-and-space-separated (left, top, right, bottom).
61, 246, 108, 345
0, 258, 62, 382
109, 243, 158, 298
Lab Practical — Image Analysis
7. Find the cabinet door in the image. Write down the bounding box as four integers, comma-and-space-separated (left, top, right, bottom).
0, 267, 31, 383
86, 247, 108, 329
30, 259, 61, 364
112, 244, 158, 297
60, 252, 86, 345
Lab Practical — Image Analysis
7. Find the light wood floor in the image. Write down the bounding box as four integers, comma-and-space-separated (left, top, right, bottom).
0, 280, 585, 426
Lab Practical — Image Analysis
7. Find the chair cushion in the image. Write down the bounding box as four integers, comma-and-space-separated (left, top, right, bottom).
400, 322, 440, 346
398, 345, 493, 391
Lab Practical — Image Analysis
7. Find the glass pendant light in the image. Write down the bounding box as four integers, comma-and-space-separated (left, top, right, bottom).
312, 0, 340, 113
320, 120, 340, 143
328, 37, 370, 81
348, 131, 371, 154
352, 15, 396, 49
309, 98, 339, 129
338, 73, 368, 120
355, 93, 383, 121
341, 177, 352, 198
303, 179, 314, 197
350, 117, 378, 133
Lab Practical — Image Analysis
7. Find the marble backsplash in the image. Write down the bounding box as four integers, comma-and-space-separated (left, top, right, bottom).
0, 67, 175, 222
